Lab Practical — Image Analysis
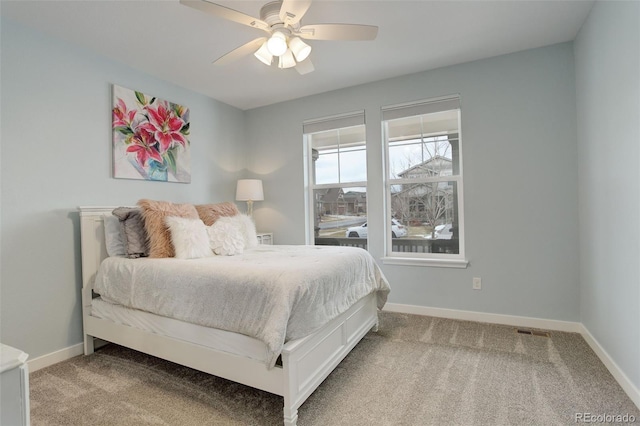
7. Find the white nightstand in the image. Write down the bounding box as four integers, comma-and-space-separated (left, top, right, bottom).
256, 232, 273, 245
0, 344, 30, 426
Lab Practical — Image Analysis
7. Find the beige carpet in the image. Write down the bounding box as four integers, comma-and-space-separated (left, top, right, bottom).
30, 312, 639, 425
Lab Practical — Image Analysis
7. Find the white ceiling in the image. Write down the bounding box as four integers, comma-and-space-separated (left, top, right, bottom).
1, 0, 594, 110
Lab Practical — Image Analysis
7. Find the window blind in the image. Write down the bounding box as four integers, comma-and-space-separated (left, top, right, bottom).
382, 96, 460, 121
303, 111, 365, 134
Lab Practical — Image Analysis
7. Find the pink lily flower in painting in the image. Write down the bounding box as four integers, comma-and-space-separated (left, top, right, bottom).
141, 102, 187, 154
126, 129, 163, 168
112, 98, 137, 128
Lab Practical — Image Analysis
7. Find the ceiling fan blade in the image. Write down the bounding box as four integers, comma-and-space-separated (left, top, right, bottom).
213, 37, 267, 66
180, 0, 269, 31
279, 0, 312, 27
299, 24, 378, 41
295, 58, 314, 75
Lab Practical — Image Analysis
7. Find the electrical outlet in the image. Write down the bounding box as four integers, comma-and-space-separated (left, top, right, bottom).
473, 277, 482, 290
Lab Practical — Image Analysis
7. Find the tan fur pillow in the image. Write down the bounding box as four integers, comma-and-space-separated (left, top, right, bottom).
195, 202, 240, 226
137, 199, 199, 258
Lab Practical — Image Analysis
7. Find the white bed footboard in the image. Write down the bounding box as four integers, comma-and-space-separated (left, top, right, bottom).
78, 206, 379, 425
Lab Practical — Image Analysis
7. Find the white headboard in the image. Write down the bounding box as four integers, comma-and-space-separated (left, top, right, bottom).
78, 206, 117, 291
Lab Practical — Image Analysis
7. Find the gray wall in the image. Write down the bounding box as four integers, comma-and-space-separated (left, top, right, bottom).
0, 20, 247, 358
575, 1, 640, 392
245, 43, 580, 322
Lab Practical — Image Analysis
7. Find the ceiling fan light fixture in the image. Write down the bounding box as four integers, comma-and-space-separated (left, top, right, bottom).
254, 42, 273, 65
266, 31, 288, 57
278, 49, 296, 69
289, 37, 311, 62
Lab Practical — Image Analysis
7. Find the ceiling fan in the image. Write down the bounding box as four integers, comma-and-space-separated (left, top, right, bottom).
180, 0, 378, 74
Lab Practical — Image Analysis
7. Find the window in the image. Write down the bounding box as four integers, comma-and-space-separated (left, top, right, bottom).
304, 112, 367, 247
382, 96, 466, 266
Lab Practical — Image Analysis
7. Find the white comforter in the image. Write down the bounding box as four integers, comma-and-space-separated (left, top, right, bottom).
93, 245, 390, 367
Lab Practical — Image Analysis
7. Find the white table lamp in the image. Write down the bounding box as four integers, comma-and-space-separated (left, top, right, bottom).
236, 179, 264, 217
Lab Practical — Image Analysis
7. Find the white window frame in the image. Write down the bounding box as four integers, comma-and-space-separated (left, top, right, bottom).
303, 111, 367, 244
381, 96, 468, 268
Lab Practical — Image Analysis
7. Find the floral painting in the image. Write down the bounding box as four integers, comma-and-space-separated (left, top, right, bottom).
112, 85, 191, 182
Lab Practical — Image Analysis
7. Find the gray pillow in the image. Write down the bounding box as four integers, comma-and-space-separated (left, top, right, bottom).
104, 215, 126, 257
112, 207, 149, 258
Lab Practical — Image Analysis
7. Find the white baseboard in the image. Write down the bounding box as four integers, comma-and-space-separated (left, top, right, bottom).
28, 343, 84, 372
383, 303, 583, 333
579, 324, 640, 409
383, 302, 639, 410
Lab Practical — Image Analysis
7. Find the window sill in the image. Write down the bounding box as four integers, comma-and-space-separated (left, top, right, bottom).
381, 256, 469, 269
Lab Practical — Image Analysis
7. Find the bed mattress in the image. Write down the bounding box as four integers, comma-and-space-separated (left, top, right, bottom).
91, 297, 270, 363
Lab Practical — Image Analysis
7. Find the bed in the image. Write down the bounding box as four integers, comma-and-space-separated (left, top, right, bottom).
78, 206, 390, 425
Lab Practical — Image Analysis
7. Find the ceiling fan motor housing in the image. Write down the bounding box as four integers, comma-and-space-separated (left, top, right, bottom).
260, 1, 285, 27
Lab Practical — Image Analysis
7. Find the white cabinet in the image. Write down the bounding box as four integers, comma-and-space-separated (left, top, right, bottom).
0, 344, 30, 426
256, 232, 273, 245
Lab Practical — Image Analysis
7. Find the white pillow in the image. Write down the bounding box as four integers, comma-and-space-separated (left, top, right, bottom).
104, 215, 126, 257
164, 216, 213, 259
217, 214, 258, 249
207, 219, 245, 256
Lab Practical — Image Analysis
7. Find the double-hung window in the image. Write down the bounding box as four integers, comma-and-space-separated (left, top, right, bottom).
382, 96, 466, 267
304, 112, 367, 247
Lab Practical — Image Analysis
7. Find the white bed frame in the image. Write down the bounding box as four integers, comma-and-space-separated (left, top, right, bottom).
78, 206, 379, 425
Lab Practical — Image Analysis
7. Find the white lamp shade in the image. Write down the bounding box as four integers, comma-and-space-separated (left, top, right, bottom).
235, 179, 264, 201
278, 49, 296, 69
266, 32, 287, 57
254, 42, 273, 66
289, 37, 311, 62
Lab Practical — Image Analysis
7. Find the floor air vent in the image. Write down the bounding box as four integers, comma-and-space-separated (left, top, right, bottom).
516, 328, 551, 337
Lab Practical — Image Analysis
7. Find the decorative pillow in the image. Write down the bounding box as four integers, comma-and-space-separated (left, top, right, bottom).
164, 216, 213, 259
103, 215, 126, 257
112, 207, 149, 258
195, 202, 240, 226
229, 214, 258, 248
137, 199, 199, 258
207, 219, 245, 256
